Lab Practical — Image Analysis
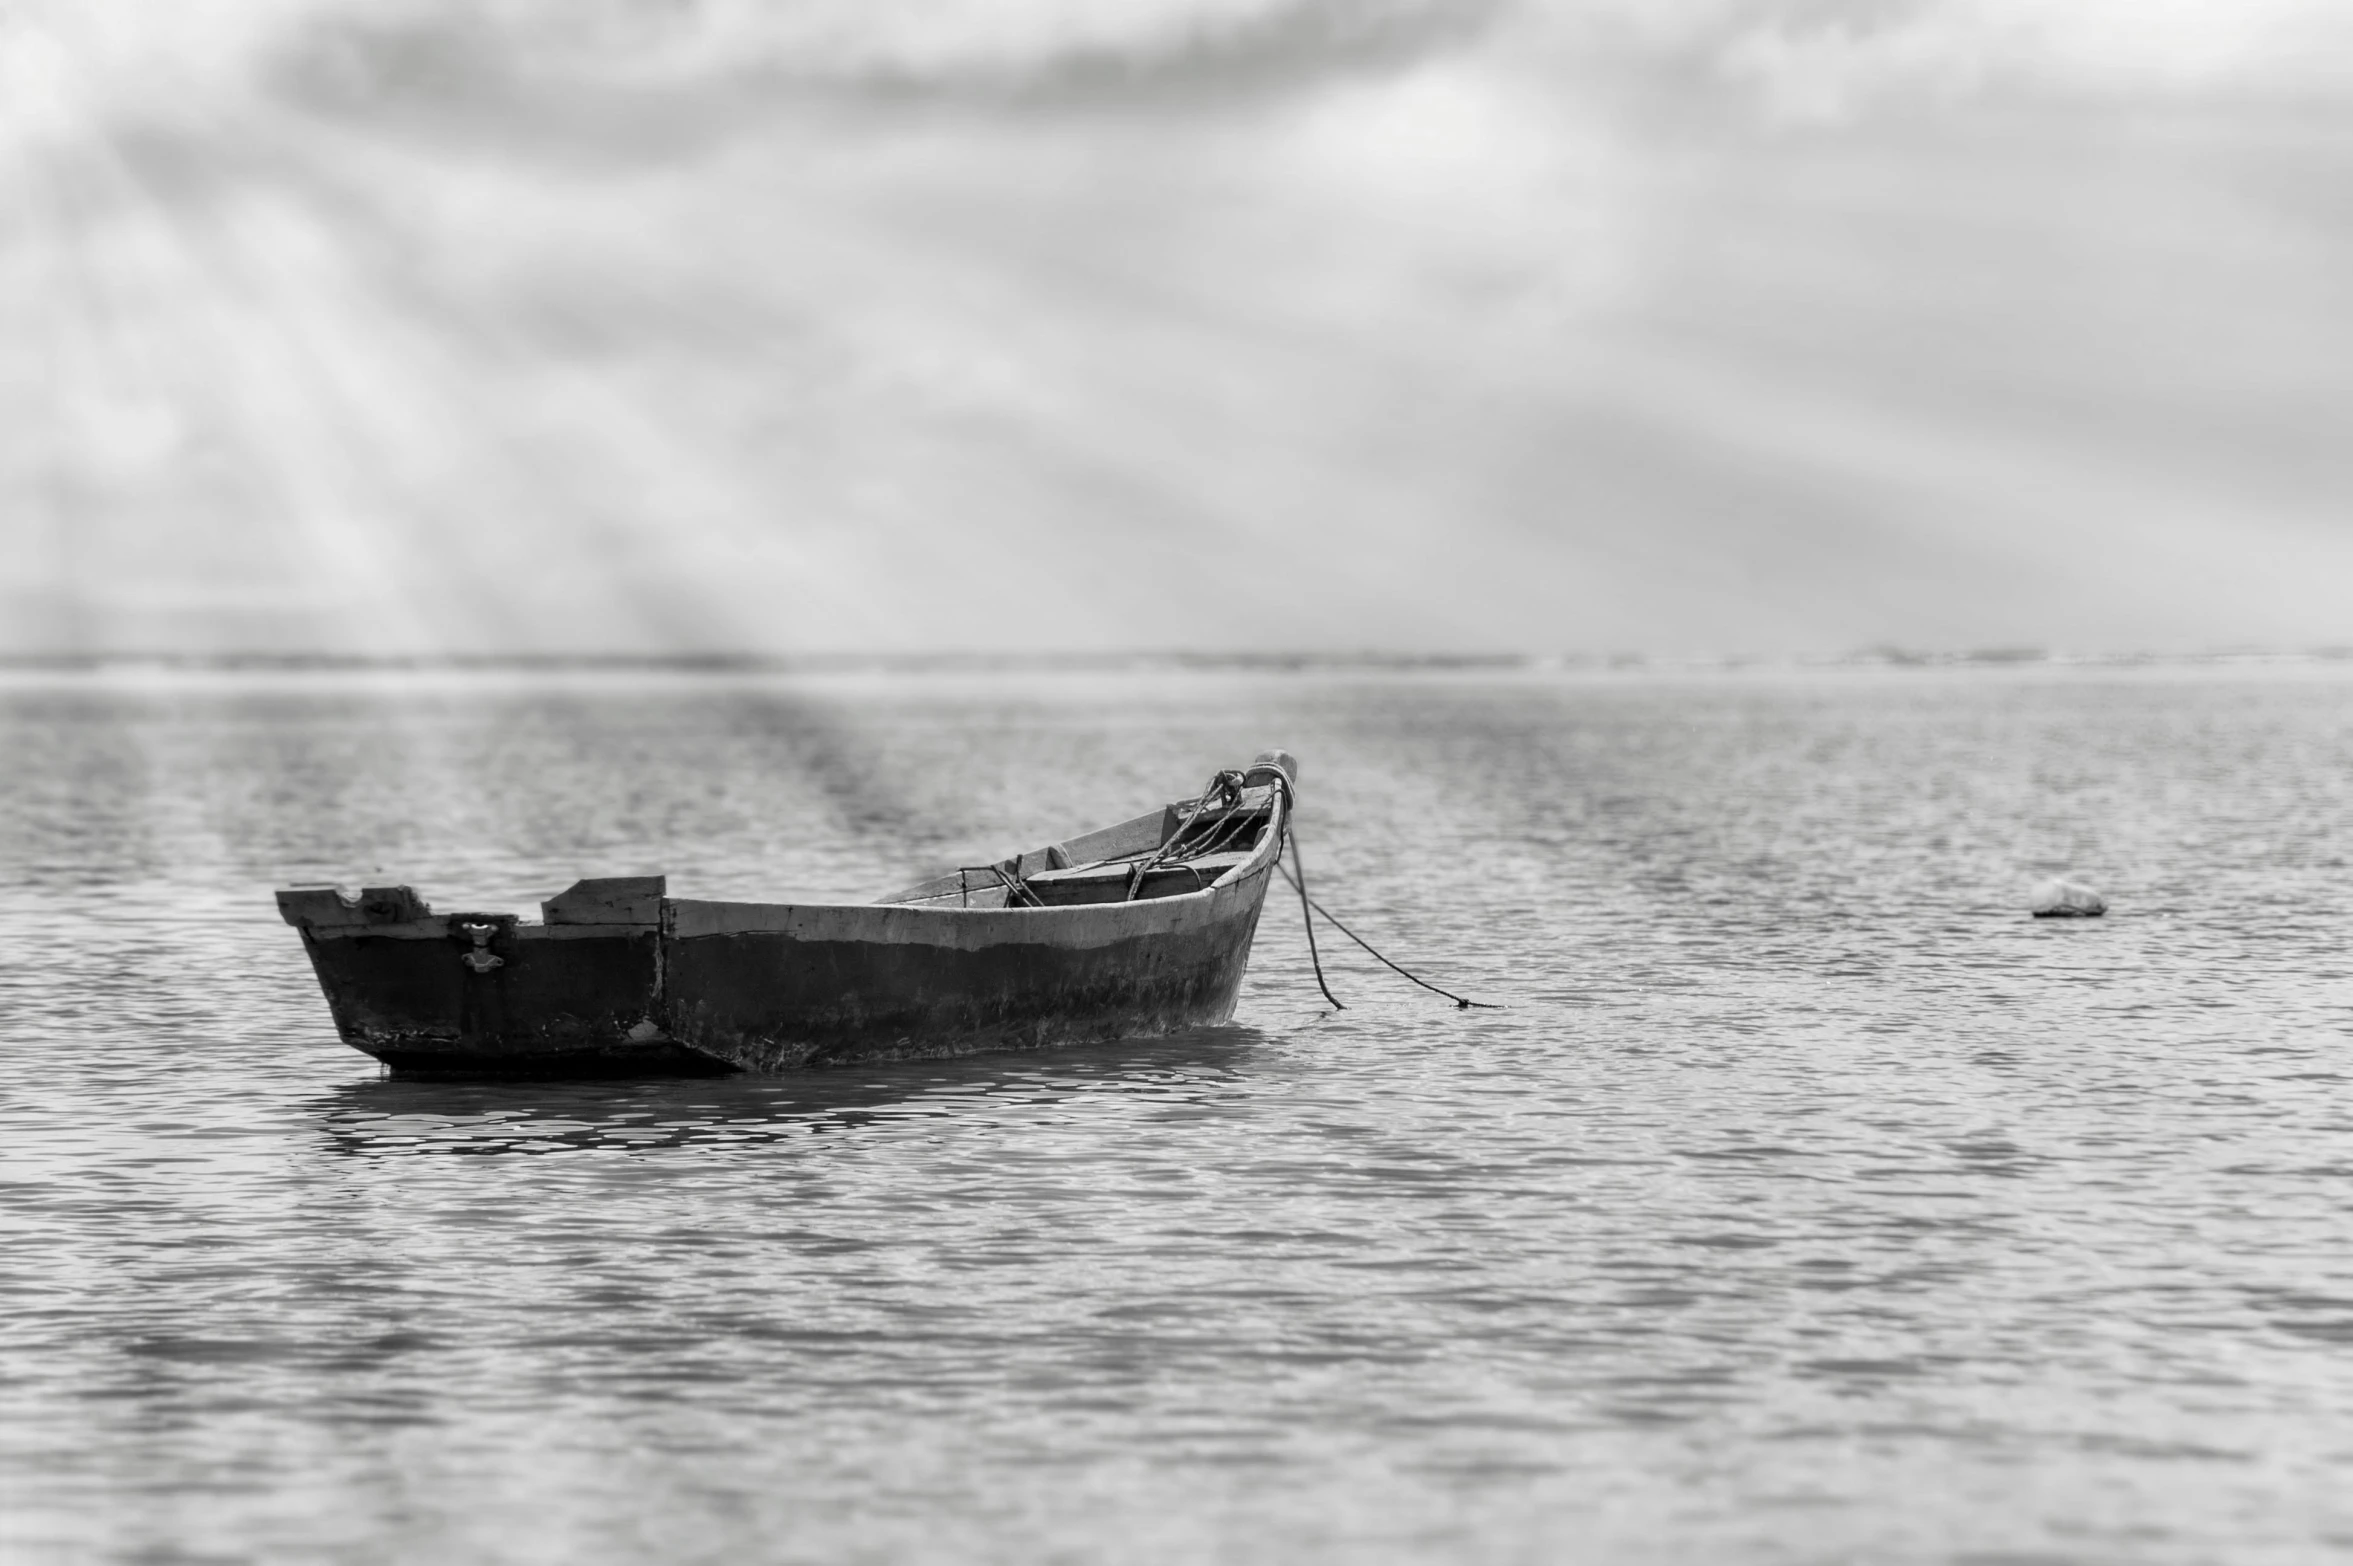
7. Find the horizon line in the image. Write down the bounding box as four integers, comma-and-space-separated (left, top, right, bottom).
4, 647, 2352, 675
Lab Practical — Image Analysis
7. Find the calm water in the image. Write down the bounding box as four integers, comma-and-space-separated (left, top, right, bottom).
3, 664, 2351, 1565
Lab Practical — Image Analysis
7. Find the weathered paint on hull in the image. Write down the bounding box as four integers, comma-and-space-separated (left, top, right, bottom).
291, 923, 710, 1077
667, 869, 1271, 1070
367, 1040, 733, 1078
293, 875, 1269, 1076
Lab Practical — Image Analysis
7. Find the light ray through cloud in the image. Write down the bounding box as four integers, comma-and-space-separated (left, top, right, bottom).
4, 0, 2351, 658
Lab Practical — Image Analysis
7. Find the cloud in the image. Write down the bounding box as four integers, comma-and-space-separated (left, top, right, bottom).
5, 0, 2352, 657
258, 0, 1495, 137
17, 0, 2349, 158
1655, 0, 2353, 121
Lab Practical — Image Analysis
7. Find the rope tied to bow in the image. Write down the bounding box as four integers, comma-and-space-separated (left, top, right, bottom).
1276, 857, 1500, 1010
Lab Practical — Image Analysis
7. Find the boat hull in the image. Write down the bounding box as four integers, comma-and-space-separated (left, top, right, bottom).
666, 868, 1272, 1071
283, 863, 1275, 1077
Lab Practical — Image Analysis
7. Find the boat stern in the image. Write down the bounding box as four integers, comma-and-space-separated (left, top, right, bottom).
276, 878, 729, 1076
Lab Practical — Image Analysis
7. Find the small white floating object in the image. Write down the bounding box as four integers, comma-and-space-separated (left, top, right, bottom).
2029, 878, 2106, 918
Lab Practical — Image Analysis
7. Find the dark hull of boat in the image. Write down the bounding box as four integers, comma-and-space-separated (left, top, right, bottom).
279, 758, 1290, 1078
289, 922, 703, 1077
288, 873, 1272, 1076
665, 871, 1272, 1071
366, 1040, 736, 1079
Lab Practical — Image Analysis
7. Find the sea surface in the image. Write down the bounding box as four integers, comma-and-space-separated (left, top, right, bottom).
3, 662, 2350, 1565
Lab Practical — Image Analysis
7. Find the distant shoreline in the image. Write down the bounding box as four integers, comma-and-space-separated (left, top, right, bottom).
2, 648, 2350, 677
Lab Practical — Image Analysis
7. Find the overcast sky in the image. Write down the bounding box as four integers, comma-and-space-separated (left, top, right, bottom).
6, 0, 2351, 658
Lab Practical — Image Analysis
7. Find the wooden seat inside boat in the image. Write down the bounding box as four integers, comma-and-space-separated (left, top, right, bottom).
1023, 850, 1256, 906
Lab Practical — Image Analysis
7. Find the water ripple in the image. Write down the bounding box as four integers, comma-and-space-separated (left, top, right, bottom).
4, 666, 2352, 1563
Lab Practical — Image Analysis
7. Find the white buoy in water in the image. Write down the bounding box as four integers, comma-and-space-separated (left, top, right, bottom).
2029, 878, 2107, 918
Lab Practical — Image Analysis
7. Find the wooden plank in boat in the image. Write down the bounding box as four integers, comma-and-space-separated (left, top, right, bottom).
879, 807, 1172, 905
1025, 851, 1254, 906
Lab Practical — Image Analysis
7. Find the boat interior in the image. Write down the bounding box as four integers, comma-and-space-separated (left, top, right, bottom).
879, 782, 1285, 910
280, 754, 1298, 931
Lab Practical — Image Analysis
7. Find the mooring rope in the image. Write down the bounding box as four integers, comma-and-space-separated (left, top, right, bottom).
1125, 769, 1248, 900
1275, 857, 1500, 1010
1281, 830, 1347, 1011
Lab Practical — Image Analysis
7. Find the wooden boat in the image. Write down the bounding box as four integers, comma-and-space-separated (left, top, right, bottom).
277, 750, 1298, 1077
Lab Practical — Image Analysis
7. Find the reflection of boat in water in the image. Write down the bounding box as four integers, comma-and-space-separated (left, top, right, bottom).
279, 751, 1297, 1078
313, 1027, 1265, 1155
